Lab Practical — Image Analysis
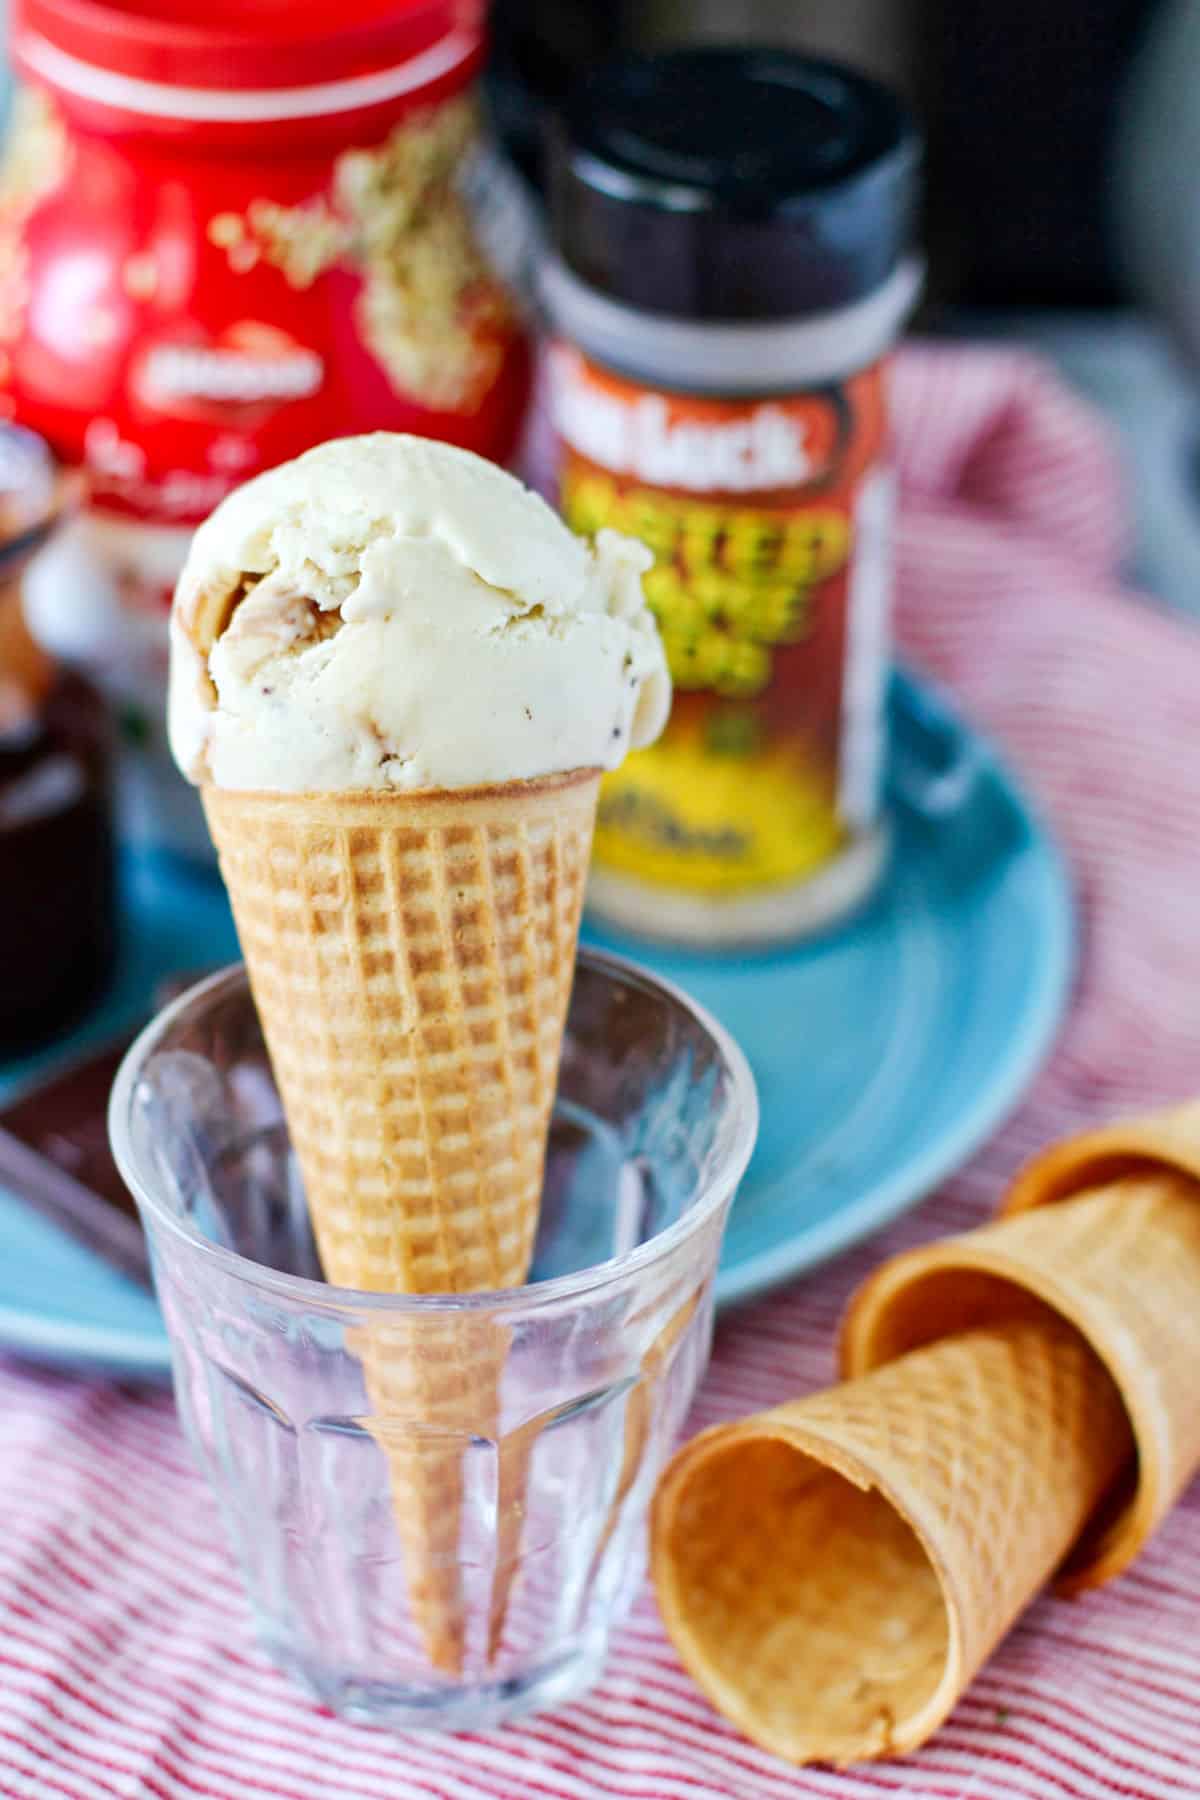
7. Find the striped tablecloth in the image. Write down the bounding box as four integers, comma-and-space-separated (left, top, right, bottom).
5, 344, 1200, 1799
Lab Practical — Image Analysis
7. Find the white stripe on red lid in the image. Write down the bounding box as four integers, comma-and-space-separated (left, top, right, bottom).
14, 24, 479, 123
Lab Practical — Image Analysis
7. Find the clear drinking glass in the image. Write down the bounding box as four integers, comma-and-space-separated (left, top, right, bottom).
109, 949, 757, 1732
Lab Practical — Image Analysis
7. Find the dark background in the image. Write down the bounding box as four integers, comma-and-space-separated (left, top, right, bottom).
487, 0, 1156, 311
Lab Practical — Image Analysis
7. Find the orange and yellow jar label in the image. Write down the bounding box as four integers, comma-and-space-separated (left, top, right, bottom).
549, 343, 893, 897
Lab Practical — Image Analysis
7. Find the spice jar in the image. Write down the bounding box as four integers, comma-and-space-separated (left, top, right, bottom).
543, 49, 921, 945
0, 427, 115, 1053
0, 0, 535, 860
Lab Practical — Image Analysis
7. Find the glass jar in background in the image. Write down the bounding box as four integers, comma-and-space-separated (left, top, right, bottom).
543, 49, 921, 947
0, 0, 536, 860
0, 427, 115, 1052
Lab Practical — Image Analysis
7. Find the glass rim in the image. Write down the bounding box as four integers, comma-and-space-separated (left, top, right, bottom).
108, 947, 759, 1316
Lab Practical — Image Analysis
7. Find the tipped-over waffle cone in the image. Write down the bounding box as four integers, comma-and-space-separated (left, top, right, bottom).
652, 1315, 1129, 1766
204, 770, 599, 1672
846, 1100, 1200, 1590
652, 1100, 1200, 1766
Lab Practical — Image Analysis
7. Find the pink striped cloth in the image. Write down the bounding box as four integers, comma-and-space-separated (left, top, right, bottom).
5, 343, 1200, 1800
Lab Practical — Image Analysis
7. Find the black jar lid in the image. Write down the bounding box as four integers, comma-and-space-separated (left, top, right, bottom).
547, 47, 921, 323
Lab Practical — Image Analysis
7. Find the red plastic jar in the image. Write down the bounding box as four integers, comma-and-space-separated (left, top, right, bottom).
0, 0, 534, 856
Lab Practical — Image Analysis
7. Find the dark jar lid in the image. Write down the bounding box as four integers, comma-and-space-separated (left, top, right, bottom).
547, 47, 921, 323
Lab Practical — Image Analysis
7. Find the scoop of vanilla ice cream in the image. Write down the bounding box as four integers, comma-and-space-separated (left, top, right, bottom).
168, 434, 671, 793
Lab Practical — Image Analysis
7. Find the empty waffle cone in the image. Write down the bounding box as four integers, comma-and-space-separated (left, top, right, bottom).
652, 1100, 1200, 1766
844, 1100, 1200, 1591
204, 769, 599, 1673
652, 1315, 1130, 1765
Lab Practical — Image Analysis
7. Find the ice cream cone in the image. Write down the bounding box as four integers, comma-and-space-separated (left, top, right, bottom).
652, 1101, 1200, 1765
167, 432, 670, 1680
204, 769, 599, 1671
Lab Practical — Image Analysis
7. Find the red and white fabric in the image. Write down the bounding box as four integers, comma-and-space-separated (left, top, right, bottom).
4, 343, 1200, 1799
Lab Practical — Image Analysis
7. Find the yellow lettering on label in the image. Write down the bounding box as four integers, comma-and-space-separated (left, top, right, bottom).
621, 490, 679, 558
723, 511, 786, 574
776, 511, 850, 582
679, 504, 729, 570
562, 460, 851, 693
561, 467, 618, 536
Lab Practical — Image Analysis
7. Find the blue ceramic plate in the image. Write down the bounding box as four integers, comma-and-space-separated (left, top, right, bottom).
0, 672, 1072, 1376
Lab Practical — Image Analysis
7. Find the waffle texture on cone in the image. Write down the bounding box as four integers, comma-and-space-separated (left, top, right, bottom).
847, 1100, 1200, 1589
359, 1313, 531, 1674
205, 768, 600, 1672
651, 1316, 1129, 1766
1004, 1096, 1200, 1209
203, 772, 597, 1294
651, 1099, 1200, 1766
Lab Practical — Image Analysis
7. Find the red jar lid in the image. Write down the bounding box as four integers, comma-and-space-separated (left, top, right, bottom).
14, 0, 482, 104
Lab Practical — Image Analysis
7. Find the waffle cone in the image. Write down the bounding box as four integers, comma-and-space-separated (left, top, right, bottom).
845, 1100, 1200, 1590
652, 1101, 1200, 1766
652, 1316, 1129, 1765
203, 770, 600, 1672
